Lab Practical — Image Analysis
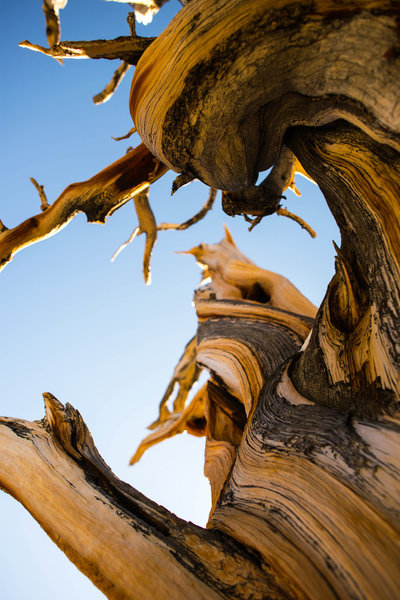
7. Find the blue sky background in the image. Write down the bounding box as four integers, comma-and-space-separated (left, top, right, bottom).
0, 1, 339, 598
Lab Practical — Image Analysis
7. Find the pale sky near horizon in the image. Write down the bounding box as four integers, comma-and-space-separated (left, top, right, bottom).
0, 2, 339, 598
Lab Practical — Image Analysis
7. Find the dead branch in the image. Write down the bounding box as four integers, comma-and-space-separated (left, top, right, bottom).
133, 188, 157, 284
0, 394, 275, 600
112, 126, 137, 141
159, 188, 217, 231
130, 383, 207, 465
111, 188, 216, 269
126, 11, 136, 36
276, 207, 316, 238
146, 335, 202, 432
19, 35, 155, 64
0, 144, 168, 272
111, 226, 140, 263
42, 0, 67, 48
30, 177, 50, 212
243, 202, 316, 238
93, 61, 131, 104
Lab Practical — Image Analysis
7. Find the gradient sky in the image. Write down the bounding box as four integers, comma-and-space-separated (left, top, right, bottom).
0, 1, 339, 598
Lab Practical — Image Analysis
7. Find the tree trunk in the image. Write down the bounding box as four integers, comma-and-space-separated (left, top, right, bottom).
2, 0, 400, 598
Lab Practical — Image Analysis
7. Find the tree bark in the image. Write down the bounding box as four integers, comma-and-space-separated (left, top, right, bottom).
2, 0, 400, 598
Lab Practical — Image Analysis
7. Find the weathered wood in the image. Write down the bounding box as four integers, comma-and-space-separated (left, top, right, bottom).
3, 0, 400, 598
0, 394, 287, 600
288, 121, 400, 416
20, 35, 156, 64
133, 229, 315, 516
0, 144, 168, 271
130, 0, 400, 189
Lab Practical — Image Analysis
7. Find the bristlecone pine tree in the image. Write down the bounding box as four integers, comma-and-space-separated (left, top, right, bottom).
1, 1, 400, 598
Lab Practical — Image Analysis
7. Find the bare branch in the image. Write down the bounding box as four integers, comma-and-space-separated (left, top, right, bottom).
159, 188, 217, 231
93, 61, 131, 104
111, 226, 140, 263
112, 126, 137, 141
147, 335, 201, 431
127, 11, 136, 36
0, 219, 8, 233
130, 382, 207, 465
0, 144, 168, 272
42, 0, 68, 48
30, 177, 50, 212
19, 35, 155, 64
276, 207, 316, 238
0, 395, 276, 600
133, 188, 157, 285
111, 188, 216, 269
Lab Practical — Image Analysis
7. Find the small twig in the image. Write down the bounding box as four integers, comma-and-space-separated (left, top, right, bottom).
112, 126, 137, 141
112, 189, 217, 267
244, 213, 261, 231
276, 207, 317, 238
30, 177, 50, 211
171, 172, 196, 195
127, 12, 136, 37
111, 226, 140, 263
42, 0, 67, 49
0, 219, 8, 233
93, 61, 131, 104
148, 159, 164, 184
159, 188, 217, 231
244, 203, 316, 237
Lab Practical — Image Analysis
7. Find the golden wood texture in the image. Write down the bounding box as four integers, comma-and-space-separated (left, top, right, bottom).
0, 143, 168, 271
132, 229, 315, 517
130, 0, 400, 189
0, 394, 286, 600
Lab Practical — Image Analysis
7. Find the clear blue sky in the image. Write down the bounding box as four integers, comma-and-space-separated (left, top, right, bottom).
0, 1, 339, 598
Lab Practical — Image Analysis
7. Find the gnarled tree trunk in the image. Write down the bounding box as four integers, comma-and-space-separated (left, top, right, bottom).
1, 0, 400, 599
